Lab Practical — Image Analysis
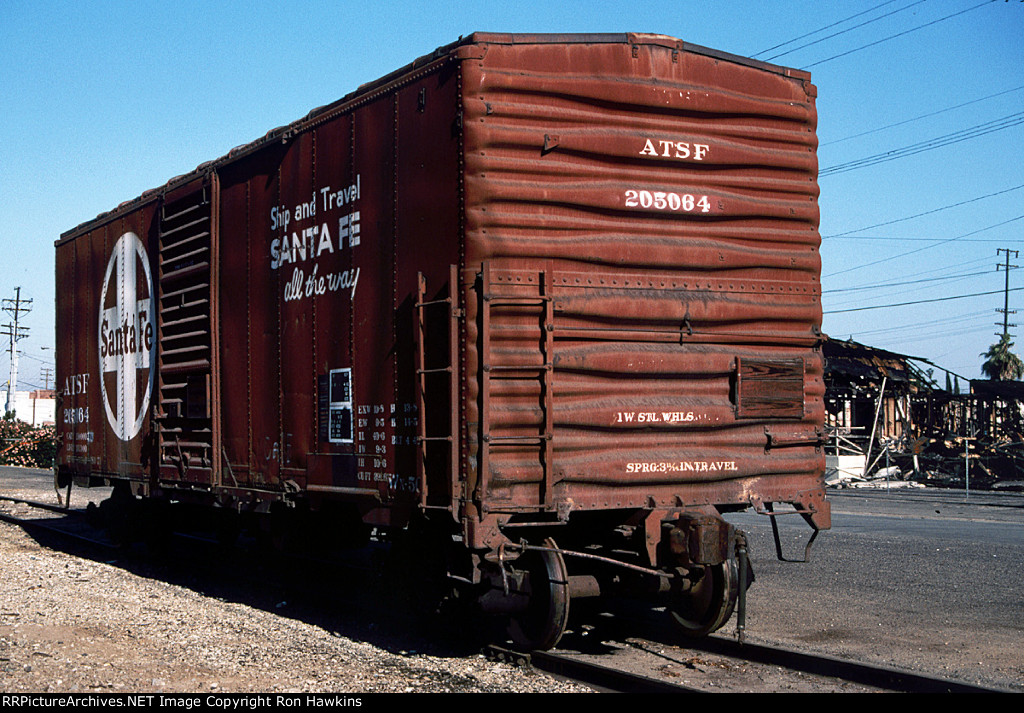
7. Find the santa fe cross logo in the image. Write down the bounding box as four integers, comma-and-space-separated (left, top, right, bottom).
98, 232, 156, 441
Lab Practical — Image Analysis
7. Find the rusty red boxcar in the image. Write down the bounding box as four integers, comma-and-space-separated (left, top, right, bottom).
55, 32, 829, 649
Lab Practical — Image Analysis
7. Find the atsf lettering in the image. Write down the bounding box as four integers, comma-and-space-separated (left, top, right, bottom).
638, 138, 709, 161
62, 373, 90, 397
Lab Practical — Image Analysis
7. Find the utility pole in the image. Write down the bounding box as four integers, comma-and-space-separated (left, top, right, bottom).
41, 366, 54, 390
2, 287, 32, 417
996, 248, 1019, 337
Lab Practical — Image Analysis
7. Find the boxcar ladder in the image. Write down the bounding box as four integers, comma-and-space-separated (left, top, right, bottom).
415, 265, 461, 513
478, 261, 556, 512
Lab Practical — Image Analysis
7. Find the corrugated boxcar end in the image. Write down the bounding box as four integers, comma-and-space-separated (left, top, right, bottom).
460, 40, 824, 497
55, 33, 828, 652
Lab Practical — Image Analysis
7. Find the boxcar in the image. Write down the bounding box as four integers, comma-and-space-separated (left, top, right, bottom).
55, 33, 829, 649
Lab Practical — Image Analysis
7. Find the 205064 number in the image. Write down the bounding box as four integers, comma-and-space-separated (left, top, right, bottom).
624, 189, 711, 213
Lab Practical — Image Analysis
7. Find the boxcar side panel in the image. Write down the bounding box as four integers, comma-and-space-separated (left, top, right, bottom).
305, 110, 358, 492
208, 57, 463, 518
392, 67, 465, 510
57, 203, 162, 484
219, 147, 284, 489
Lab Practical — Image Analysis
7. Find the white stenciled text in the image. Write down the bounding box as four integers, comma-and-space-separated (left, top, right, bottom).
624, 189, 711, 213
638, 138, 710, 161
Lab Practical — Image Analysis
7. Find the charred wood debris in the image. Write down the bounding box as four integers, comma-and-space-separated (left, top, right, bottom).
824, 339, 1024, 492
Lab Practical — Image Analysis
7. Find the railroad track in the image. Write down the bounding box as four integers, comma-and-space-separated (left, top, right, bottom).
485, 644, 705, 693
504, 634, 1010, 693
679, 635, 1005, 693
0, 494, 119, 552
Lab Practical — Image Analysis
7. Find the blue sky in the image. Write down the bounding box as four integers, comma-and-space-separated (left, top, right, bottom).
1, 0, 1022, 391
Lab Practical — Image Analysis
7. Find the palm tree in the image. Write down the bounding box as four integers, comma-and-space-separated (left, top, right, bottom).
980, 333, 1024, 381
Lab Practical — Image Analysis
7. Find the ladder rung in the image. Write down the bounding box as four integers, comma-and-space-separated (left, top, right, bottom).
160, 440, 212, 450
485, 364, 551, 372
486, 296, 550, 306
484, 435, 551, 444
416, 298, 452, 308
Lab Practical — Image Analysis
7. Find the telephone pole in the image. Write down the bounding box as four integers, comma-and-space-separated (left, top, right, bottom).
996, 248, 1019, 337
2, 287, 32, 417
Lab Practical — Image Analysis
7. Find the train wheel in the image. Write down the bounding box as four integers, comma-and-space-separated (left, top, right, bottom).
507, 538, 570, 651
669, 559, 738, 637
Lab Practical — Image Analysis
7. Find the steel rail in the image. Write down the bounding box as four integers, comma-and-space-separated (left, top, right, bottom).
678, 635, 1010, 693
0, 493, 72, 514
513, 634, 1013, 693
0, 495, 117, 552
485, 645, 704, 693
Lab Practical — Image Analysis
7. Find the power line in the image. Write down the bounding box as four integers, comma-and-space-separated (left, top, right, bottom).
849, 309, 991, 338
864, 255, 994, 282
822, 268, 992, 294
879, 321, 993, 340
824, 272, 993, 312
826, 235, 1024, 243
802, 0, 995, 69
820, 111, 1024, 177
887, 324, 996, 345
823, 183, 1024, 240
824, 214, 1024, 278
752, 1, 904, 57
825, 254, 995, 287
822, 256, 994, 299
824, 285, 1024, 315
764, 0, 927, 61
822, 84, 1024, 147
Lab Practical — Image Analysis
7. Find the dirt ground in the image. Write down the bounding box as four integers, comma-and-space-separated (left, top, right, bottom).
0, 468, 589, 694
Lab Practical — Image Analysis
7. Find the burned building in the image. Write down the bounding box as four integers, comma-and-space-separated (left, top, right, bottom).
823, 339, 1024, 488
823, 338, 917, 447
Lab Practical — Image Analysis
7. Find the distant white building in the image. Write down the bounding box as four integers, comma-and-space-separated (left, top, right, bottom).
9, 390, 55, 427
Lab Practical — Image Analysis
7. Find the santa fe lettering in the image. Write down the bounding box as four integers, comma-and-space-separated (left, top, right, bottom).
100, 310, 153, 359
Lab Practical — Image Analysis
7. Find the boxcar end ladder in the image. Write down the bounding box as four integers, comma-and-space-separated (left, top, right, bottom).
478, 261, 556, 512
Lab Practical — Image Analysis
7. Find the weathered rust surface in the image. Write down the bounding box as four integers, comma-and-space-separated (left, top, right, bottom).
55, 33, 825, 554
459, 35, 822, 538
